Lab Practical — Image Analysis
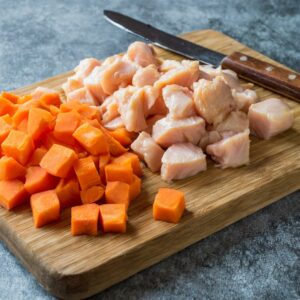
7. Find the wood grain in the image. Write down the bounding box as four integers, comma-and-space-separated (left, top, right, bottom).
1, 30, 300, 300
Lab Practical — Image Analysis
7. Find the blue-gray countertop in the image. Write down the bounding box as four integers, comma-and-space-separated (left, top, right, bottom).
0, 0, 299, 299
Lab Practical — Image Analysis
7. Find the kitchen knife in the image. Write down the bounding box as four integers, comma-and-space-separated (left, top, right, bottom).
104, 10, 300, 102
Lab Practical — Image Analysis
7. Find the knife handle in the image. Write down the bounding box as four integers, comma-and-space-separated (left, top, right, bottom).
221, 51, 300, 102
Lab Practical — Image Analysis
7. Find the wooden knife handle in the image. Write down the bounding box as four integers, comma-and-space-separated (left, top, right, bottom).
221, 51, 300, 102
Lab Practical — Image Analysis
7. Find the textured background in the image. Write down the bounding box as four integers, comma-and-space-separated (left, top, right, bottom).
0, 0, 299, 299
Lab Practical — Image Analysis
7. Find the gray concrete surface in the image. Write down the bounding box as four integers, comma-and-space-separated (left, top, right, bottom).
0, 0, 299, 299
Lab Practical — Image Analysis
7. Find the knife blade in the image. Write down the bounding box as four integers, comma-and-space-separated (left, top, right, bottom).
103, 10, 300, 101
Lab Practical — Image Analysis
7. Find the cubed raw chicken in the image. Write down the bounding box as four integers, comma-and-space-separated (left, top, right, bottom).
198, 130, 222, 150
31, 87, 59, 100
233, 89, 258, 112
144, 114, 165, 134
161, 143, 207, 181
152, 116, 206, 148
159, 60, 181, 72
248, 98, 294, 139
213, 111, 249, 134
206, 129, 250, 168
131, 131, 164, 172
74, 58, 101, 83
132, 65, 160, 87
162, 85, 196, 119
66, 87, 99, 105
193, 76, 236, 125
101, 96, 120, 124
104, 116, 124, 130
62, 76, 83, 95
126, 42, 159, 67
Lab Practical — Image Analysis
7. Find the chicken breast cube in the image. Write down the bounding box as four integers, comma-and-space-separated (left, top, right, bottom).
159, 60, 181, 72
233, 89, 258, 112
104, 117, 124, 130
198, 130, 222, 151
193, 76, 236, 125
132, 65, 160, 87
74, 58, 101, 83
101, 96, 120, 124
162, 85, 196, 119
31, 87, 59, 100
213, 111, 249, 134
161, 143, 207, 181
127, 42, 159, 67
152, 116, 206, 148
145, 115, 165, 134
248, 98, 294, 140
206, 129, 250, 168
66, 87, 99, 105
131, 132, 164, 172
62, 76, 83, 95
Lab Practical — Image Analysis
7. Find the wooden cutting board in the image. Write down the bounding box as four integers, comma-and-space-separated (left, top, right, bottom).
1, 30, 300, 299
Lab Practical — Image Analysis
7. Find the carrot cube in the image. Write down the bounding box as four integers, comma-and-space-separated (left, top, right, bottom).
2, 130, 34, 165
74, 156, 101, 190
71, 203, 99, 236
0, 96, 16, 116
1, 92, 19, 104
99, 204, 127, 233
12, 108, 29, 129
109, 128, 136, 147
25, 166, 57, 194
153, 188, 185, 223
0, 115, 12, 143
73, 123, 109, 155
80, 186, 104, 204
39, 93, 61, 108
0, 156, 26, 180
30, 190, 60, 228
55, 178, 81, 209
105, 163, 133, 184
53, 110, 81, 145
27, 147, 47, 166
17, 94, 32, 104
99, 153, 110, 183
0, 180, 27, 210
105, 181, 130, 210
112, 152, 143, 177
40, 144, 77, 178
77, 105, 101, 120
129, 175, 141, 201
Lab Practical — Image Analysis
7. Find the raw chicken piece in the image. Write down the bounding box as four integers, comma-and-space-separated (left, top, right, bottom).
31, 87, 59, 100
104, 117, 124, 130
233, 89, 258, 112
198, 130, 222, 150
126, 42, 159, 67
102, 55, 122, 66
161, 143, 207, 181
131, 131, 164, 172
101, 96, 120, 124
141, 86, 161, 116
66, 87, 98, 105
152, 116, 206, 148
155, 60, 200, 90
147, 94, 168, 116
144, 115, 165, 134
248, 98, 294, 140
162, 84, 196, 119
206, 129, 250, 168
159, 60, 181, 72
193, 76, 236, 125
62, 76, 83, 94
132, 65, 160, 87
74, 58, 101, 83
213, 111, 249, 134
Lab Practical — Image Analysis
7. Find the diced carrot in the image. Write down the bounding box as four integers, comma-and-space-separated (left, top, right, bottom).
74, 156, 101, 190
60, 100, 82, 113
1, 92, 19, 104
1, 114, 12, 124
12, 107, 29, 129
109, 128, 136, 147
99, 153, 110, 183
55, 177, 81, 209
112, 152, 143, 177
105, 181, 130, 210
90, 155, 99, 168
73, 122, 109, 155
105, 163, 133, 184
17, 118, 28, 132
53, 110, 81, 145
2, 130, 34, 165
49, 105, 60, 116
0, 156, 26, 180
85, 118, 101, 129
25, 166, 57, 194
27, 107, 53, 140
153, 188, 185, 223
0, 96, 16, 116
39, 93, 61, 108
30, 190, 60, 228
0, 180, 28, 210
71, 203, 99, 236
17, 95, 32, 104
77, 105, 101, 121
27, 147, 47, 166
80, 185, 104, 204
129, 175, 141, 201
40, 132, 61, 149
19, 98, 41, 109
0, 115, 12, 143
99, 204, 127, 233
40, 144, 77, 178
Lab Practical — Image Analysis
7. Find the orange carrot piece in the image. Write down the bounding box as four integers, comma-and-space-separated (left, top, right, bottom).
105, 163, 133, 184
99, 153, 111, 183
73, 122, 109, 155
30, 190, 60, 228
105, 181, 130, 210
40, 144, 77, 178
55, 177, 81, 209
77, 105, 101, 121
112, 152, 143, 177
71, 203, 99, 236
74, 156, 101, 190
0, 115, 12, 143
60, 100, 82, 113
0, 156, 26, 180
17, 94, 32, 104
153, 188, 185, 223
12, 107, 29, 129
25, 166, 57, 194
1, 92, 19, 104
0, 180, 27, 210
0, 96, 16, 116
129, 175, 141, 202
49, 105, 60, 116
99, 204, 127, 233
27, 147, 47, 166
39, 93, 61, 108
27, 107, 53, 140
109, 128, 136, 147
1, 130, 34, 165
80, 185, 104, 204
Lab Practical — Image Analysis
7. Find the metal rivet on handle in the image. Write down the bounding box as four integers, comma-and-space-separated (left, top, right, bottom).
266, 66, 274, 72
240, 55, 248, 62
288, 74, 297, 80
